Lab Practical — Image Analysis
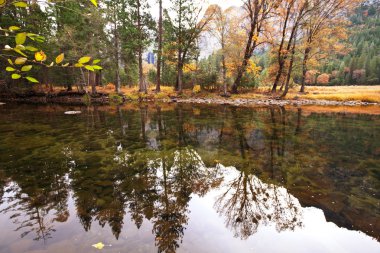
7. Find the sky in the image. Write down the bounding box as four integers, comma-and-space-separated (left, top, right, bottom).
150, 0, 244, 18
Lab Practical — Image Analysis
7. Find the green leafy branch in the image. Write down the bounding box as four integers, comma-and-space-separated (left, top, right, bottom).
0, 0, 100, 83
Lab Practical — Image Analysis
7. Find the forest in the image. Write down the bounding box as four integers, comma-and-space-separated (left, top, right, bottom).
0, 0, 379, 98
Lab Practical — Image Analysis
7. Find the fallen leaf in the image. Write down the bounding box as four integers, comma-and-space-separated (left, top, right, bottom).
92, 242, 105, 250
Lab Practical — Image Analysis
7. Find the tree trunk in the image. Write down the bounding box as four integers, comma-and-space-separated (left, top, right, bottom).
231, 0, 261, 94
90, 71, 97, 95
221, 47, 227, 95
177, 59, 184, 94
156, 0, 163, 92
300, 46, 310, 93
280, 36, 297, 98
137, 0, 146, 93
114, 27, 121, 93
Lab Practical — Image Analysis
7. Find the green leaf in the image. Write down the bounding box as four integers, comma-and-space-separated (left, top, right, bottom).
21, 65, 32, 72
35, 36, 45, 42
56, 53, 64, 64
74, 63, 84, 67
78, 56, 91, 64
8, 59, 14, 66
9, 26, 21, 31
14, 48, 27, 57
15, 44, 25, 50
25, 46, 38, 52
85, 65, 95, 71
12, 74, 21, 80
92, 65, 103, 70
6, 67, 16, 72
14, 2, 28, 8
93, 59, 101, 64
15, 32, 27, 45
26, 76, 39, 83
15, 57, 27, 65
90, 0, 98, 7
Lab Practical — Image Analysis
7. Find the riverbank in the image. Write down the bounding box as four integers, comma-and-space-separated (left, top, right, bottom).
1, 85, 379, 108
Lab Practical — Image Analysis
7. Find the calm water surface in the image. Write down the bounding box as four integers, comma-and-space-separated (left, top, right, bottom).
0, 103, 379, 253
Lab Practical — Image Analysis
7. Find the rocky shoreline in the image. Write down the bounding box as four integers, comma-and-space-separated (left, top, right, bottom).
1, 91, 379, 107
166, 97, 380, 107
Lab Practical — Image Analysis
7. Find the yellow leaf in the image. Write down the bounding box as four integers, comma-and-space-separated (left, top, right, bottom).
15, 57, 27, 65
6, 67, 16, 72
92, 65, 103, 70
0, 0, 6, 7
35, 51, 47, 62
9, 26, 21, 31
14, 2, 28, 8
26, 76, 39, 83
14, 48, 27, 57
85, 65, 95, 71
90, 0, 98, 7
78, 56, 91, 64
92, 242, 104, 250
15, 32, 27, 45
12, 74, 21, 80
8, 59, 14, 66
56, 53, 64, 64
62, 63, 70, 67
21, 65, 32, 72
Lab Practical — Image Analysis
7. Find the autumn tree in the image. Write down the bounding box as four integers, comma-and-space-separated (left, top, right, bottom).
169, 0, 214, 93
156, 0, 163, 92
271, 0, 312, 94
299, 0, 360, 92
231, 0, 280, 94
205, 4, 229, 95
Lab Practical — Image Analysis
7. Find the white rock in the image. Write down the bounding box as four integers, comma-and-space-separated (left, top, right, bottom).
64, 111, 81, 115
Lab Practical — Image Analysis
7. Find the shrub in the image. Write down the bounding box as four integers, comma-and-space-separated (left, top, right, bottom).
193, 85, 201, 94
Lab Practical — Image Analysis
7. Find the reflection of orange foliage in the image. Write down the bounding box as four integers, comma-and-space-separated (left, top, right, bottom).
183, 123, 196, 133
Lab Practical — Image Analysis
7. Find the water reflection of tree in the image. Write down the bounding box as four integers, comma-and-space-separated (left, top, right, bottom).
0, 160, 70, 243
215, 168, 303, 240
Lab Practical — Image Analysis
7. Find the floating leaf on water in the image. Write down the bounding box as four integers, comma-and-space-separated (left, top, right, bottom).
90, 0, 98, 7
92, 242, 104, 250
64, 111, 82, 115
0, 103, 5, 105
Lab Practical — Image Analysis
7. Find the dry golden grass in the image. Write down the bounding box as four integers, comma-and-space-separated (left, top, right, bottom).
286, 85, 380, 103
33, 83, 380, 103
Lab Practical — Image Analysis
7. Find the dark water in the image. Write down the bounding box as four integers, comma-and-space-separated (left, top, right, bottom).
0, 103, 379, 253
